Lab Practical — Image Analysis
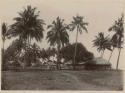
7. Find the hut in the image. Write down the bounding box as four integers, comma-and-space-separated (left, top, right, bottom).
84, 57, 111, 70
62, 60, 86, 70
74, 62, 87, 70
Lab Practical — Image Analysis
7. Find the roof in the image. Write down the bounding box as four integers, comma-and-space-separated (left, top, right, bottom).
86, 57, 111, 65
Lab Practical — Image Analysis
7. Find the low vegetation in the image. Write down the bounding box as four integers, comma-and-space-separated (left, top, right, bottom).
2, 70, 123, 90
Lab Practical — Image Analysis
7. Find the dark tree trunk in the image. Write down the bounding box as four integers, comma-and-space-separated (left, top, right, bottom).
23, 40, 27, 68
25, 37, 31, 67
73, 30, 79, 70
116, 48, 121, 70
2, 40, 5, 70
57, 44, 61, 70
108, 48, 114, 63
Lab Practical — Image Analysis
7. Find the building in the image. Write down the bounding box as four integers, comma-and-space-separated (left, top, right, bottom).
84, 57, 111, 70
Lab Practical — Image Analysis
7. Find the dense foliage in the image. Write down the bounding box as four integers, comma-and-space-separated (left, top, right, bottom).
60, 43, 94, 64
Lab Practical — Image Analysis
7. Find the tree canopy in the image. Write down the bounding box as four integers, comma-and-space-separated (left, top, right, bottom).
8, 5, 45, 42
60, 43, 94, 64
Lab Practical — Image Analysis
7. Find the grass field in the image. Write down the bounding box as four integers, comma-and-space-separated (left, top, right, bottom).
1, 70, 123, 90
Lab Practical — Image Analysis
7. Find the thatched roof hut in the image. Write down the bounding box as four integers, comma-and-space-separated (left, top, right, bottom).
85, 57, 111, 70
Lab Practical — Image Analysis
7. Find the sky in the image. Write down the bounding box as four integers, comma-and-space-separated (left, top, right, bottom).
0, 0, 124, 69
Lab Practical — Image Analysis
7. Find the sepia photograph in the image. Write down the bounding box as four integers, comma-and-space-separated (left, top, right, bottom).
0, 0, 124, 91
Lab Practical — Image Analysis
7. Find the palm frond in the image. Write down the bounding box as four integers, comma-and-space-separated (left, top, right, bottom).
70, 15, 88, 34
46, 17, 69, 48
9, 5, 45, 43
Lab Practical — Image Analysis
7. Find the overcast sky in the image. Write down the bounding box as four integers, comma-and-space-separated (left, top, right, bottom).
0, 0, 124, 69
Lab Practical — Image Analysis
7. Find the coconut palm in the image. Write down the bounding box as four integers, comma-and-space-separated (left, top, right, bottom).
93, 32, 112, 58
1, 22, 8, 52
69, 15, 88, 69
109, 14, 124, 70
108, 34, 117, 62
9, 5, 45, 46
8, 5, 45, 66
1, 22, 8, 70
46, 16, 69, 69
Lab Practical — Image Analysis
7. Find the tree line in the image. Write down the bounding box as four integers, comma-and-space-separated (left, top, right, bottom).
1, 5, 124, 70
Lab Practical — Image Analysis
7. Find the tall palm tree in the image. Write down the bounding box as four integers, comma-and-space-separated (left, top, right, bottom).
93, 32, 112, 58
8, 5, 45, 66
109, 14, 124, 70
1, 22, 8, 70
1, 22, 8, 53
46, 16, 69, 69
69, 15, 88, 69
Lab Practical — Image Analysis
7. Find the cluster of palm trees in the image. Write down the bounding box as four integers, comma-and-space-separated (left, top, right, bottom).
1, 5, 124, 70
1, 5, 88, 70
93, 14, 124, 70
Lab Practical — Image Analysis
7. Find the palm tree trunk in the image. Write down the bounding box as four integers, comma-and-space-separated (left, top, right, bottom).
57, 44, 60, 70
116, 48, 121, 70
28, 36, 32, 66
73, 30, 79, 70
101, 50, 104, 58
23, 39, 27, 68
2, 41, 5, 70
2, 41, 5, 57
2, 41, 4, 51
26, 36, 31, 66
108, 48, 114, 63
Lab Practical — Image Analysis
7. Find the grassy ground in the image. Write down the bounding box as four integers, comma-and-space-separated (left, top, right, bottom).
1, 70, 123, 90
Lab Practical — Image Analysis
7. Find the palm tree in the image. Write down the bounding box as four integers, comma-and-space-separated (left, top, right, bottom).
8, 5, 45, 66
69, 15, 88, 69
93, 32, 112, 58
46, 16, 69, 69
1, 22, 8, 70
1, 22, 8, 53
108, 34, 117, 62
109, 14, 124, 70
9, 5, 45, 46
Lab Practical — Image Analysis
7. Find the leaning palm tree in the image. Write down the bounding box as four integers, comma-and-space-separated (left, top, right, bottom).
46, 16, 69, 70
109, 14, 124, 70
108, 34, 118, 62
8, 5, 45, 66
69, 15, 88, 69
93, 32, 112, 58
